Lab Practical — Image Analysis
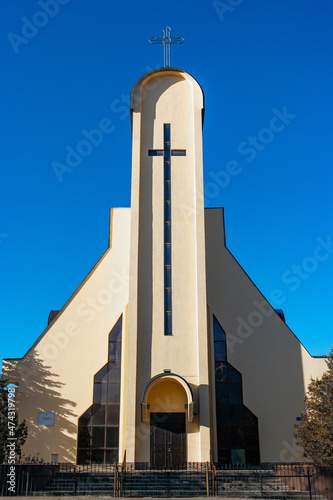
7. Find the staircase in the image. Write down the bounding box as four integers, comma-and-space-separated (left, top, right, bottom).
215, 469, 326, 499
122, 469, 208, 497
12, 464, 328, 498
45, 470, 115, 496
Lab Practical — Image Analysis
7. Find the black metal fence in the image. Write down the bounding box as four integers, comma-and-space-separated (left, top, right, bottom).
121, 462, 210, 497
0, 463, 332, 498
214, 464, 333, 499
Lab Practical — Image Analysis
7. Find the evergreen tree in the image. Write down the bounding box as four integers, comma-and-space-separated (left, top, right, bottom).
294, 346, 333, 468
0, 379, 28, 463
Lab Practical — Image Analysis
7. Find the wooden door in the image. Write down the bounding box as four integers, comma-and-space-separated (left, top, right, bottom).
150, 412, 186, 468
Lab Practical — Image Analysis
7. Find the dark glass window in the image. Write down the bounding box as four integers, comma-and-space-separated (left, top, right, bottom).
95, 364, 108, 383
229, 427, 244, 448
164, 123, 170, 142
108, 363, 121, 382
165, 311, 172, 336
165, 266, 171, 286
91, 450, 104, 464
245, 449, 260, 465
244, 427, 259, 448
165, 244, 171, 265
216, 404, 231, 425
148, 149, 163, 156
92, 427, 105, 448
171, 150, 186, 156
165, 288, 172, 311
106, 405, 120, 425
218, 448, 231, 465
106, 427, 119, 448
213, 317, 226, 341
215, 383, 228, 404
213, 315, 260, 465
164, 182, 171, 201
164, 125, 171, 336
165, 222, 171, 244
215, 362, 228, 383
105, 449, 118, 464
107, 384, 120, 403
229, 383, 242, 404
77, 449, 90, 465
79, 407, 92, 426
77, 426, 91, 448
164, 162, 171, 181
165, 201, 171, 221
109, 343, 121, 362
92, 404, 105, 426
77, 316, 122, 464
243, 407, 258, 427
94, 384, 107, 404
109, 318, 122, 340
230, 404, 244, 424
214, 341, 227, 361
228, 365, 242, 383
164, 148, 171, 162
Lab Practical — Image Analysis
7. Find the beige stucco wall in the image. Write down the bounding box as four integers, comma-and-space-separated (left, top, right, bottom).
126, 68, 210, 463
2, 208, 131, 463
205, 207, 327, 463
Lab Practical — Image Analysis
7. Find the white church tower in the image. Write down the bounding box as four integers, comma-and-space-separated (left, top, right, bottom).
125, 68, 210, 463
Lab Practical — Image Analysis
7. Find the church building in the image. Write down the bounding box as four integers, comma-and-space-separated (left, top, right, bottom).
2, 66, 327, 466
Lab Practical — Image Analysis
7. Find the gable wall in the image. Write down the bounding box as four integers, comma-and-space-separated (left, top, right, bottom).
205, 208, 327, 462
2, 208, 131, 463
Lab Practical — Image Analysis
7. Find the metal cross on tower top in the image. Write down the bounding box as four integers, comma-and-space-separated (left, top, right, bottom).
149, 26, 185, 67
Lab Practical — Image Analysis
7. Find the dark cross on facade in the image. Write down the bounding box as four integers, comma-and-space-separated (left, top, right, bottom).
149, 124, 186, 335
149, 26, 185, 67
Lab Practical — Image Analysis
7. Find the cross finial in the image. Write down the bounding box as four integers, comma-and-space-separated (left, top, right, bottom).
149, 26, 185, 67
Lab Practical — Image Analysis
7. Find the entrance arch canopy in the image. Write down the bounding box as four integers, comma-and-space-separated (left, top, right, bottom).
141, 373, 194, 423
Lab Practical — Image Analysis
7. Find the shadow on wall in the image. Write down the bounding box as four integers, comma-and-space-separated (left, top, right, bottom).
3, 351, 77, 463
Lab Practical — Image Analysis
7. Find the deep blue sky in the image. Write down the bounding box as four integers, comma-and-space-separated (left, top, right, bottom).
1, 0, 333, 365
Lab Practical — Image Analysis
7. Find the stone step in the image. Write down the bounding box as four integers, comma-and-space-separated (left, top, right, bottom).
41, 469, 327, 499
122, 473, 208, 497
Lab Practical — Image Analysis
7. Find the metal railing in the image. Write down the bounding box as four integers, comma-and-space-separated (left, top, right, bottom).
0, 463, 115, 496
121, 462, 209, 498
0, 462, 332, 498
214, 464, 333, 499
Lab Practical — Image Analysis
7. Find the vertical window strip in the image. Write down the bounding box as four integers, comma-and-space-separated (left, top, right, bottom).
213, 315, 260, 464
164, 124, 172, 335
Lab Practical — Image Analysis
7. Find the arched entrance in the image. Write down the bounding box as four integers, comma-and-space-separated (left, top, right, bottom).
142, 374, 194, 468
